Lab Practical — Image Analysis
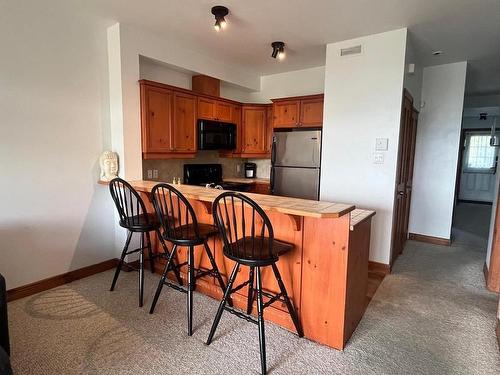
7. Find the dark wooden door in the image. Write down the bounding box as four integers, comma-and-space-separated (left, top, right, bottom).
392, 90, 418, 264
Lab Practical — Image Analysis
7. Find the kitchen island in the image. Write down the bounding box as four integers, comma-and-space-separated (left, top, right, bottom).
120, 180, 375, 350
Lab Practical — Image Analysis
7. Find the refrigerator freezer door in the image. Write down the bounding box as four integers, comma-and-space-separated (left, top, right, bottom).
272, 166, 320, 200
273, 130, 321, 168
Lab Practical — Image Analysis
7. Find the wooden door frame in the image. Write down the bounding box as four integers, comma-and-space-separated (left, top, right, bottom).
487, 161, 500, 292
390, 89, 416, 266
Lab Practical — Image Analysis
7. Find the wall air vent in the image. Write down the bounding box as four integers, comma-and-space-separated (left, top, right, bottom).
340, 45, 362, 57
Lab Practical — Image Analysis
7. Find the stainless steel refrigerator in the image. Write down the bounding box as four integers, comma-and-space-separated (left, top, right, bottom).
271, 129, 322, 200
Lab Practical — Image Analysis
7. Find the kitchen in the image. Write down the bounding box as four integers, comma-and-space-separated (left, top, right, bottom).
130, 57, 376, 352
140, 70, 324, 201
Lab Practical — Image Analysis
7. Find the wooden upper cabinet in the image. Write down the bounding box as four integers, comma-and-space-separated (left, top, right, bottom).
141, 85, 173, 153
242, 105, 267, 154
273, 100, 300, 128
172, 92, 197, 152
215, 101, 232, 122
272, 94, 324, 128
265, 104, 273, 153
300, 96, 324, 127
198, 97, 216, 120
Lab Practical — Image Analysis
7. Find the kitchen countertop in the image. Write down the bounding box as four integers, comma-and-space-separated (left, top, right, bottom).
223, 177, 270, 184
113, 180, 354, 219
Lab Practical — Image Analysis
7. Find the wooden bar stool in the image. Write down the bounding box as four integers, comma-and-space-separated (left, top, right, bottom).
207, 192, 303, 375
108, 178, 182, 307
149, 183, 229, 336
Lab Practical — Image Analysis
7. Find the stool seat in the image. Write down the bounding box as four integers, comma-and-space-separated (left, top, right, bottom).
163, 223, 218, 245
224, 237, 293, 266
119, 213, 160, 232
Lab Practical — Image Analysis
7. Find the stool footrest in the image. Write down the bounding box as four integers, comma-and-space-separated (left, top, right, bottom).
230, 280, 251, 294
163, 281, 188, 294
224, 306, 258, 325
262, 292, 284, 309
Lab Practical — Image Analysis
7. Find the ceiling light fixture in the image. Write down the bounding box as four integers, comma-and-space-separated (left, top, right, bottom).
211, 6, 228, 32
271, 41, 285, 60
432, 50, 443, 56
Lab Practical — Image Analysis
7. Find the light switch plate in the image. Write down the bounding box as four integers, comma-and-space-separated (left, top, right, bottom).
147, 170, 153, 179
375, 138, 389, 151
152, 169, 158, 179
373, 153, 384, 164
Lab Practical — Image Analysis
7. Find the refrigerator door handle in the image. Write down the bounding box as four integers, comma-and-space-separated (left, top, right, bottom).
270, 167, 275, 193
271, 136, 277, 165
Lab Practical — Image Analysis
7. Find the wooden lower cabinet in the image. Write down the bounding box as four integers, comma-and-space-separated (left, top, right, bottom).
139, 191, 373, 350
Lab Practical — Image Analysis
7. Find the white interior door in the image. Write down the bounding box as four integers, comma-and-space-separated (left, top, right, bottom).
459, 130, 499, 202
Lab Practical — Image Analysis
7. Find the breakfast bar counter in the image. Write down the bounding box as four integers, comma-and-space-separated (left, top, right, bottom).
118, 180, 375, 350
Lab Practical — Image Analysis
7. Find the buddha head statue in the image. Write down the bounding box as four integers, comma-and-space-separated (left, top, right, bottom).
99, 151, 119, 181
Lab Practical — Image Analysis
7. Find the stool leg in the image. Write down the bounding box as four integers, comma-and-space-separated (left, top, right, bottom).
203, 242, 232, 307
156, 230, 183, 286
246, 266, 255, 314
139, 233, 145, 307
256, 266, 267, 375
145, 231, 155, 273
187, 245, 195, 336
150, 244, 178, 314
271, 263, 303, 337
110, 230, 132, 291
207, 263, 240, 345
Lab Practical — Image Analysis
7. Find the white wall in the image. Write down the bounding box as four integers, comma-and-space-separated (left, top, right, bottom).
0, 1, 116, 289
320, 28, 408, 265
409, 62, 467, 239
248, 66, 325, 103
403, 34, 423, 109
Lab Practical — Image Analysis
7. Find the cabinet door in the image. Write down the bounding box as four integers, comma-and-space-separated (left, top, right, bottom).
198, 97, 216, 120
300, 97, 324, 127
242, 106, 267, 154
172, 92, 197, 152
215, 101, 232, 122
141, 85, 173, 153
232, 105, 242, 154
273, 100, 300, 128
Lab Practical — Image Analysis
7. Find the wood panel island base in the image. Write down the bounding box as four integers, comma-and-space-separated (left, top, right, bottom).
113, 180, 375, 350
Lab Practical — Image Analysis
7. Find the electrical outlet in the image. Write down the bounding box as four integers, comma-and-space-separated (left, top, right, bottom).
153, 169, 158, 179
147, 169, 153, 179
236, 164, 241, 173
373, 153, 384, 164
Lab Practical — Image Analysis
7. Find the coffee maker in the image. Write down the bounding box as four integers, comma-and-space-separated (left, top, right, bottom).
244, 162, 257, 178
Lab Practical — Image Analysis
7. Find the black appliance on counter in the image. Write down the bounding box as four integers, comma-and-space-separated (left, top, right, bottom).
198, 120, 236, 150
184, 164, 249, 191
244, 162, 257, 178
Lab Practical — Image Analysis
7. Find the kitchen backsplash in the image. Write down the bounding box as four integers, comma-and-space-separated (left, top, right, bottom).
143, 151, 244, 182
248, 159, 271, 179
143, 152, 271, 182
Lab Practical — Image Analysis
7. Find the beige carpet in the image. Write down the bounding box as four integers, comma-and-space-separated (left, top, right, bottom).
8, 238, 500, 374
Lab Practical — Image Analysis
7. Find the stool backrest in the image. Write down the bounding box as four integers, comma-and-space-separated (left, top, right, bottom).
109, 178, 149, 226
151, 183, 199, 242
212, 192, 275, 262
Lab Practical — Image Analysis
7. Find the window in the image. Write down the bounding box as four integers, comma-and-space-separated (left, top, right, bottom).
464, 132, 497, 173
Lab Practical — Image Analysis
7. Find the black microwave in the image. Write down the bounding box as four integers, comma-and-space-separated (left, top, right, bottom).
198, 119, 236, 150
